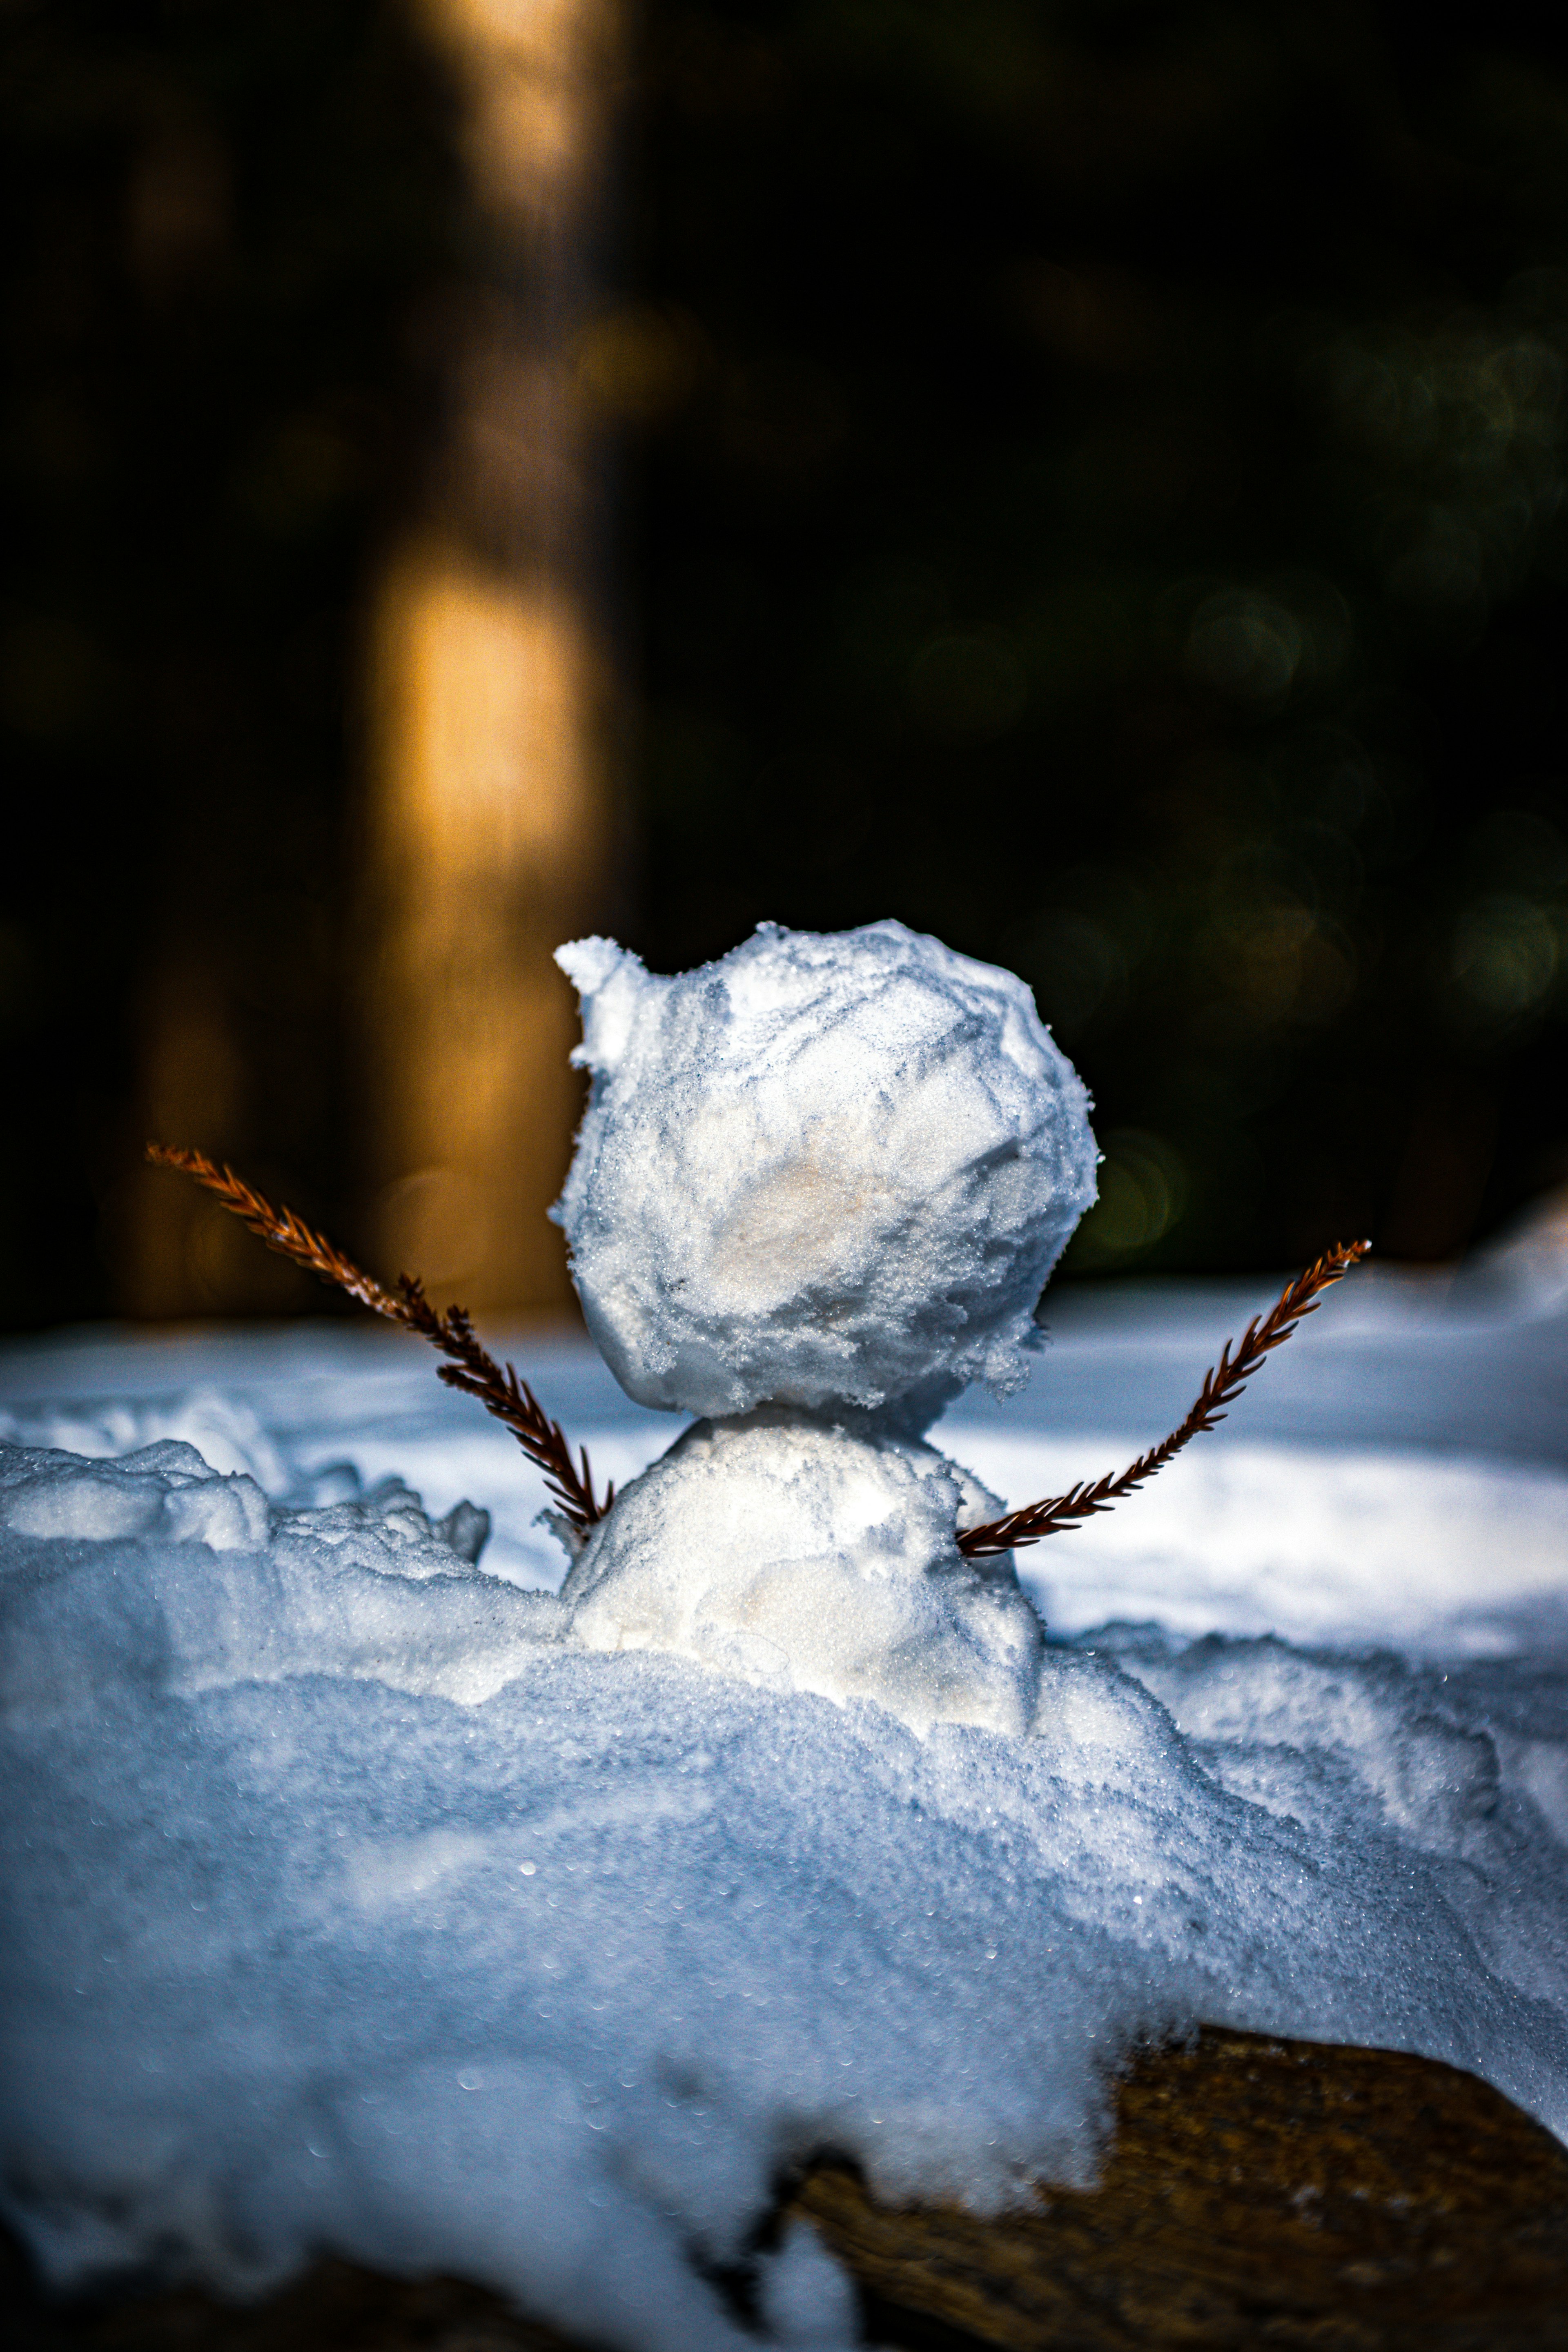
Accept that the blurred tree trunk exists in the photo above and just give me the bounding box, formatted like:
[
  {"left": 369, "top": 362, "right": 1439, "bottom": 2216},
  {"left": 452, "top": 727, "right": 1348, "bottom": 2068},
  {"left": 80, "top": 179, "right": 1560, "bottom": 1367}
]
[
  {"left": 358, "top": 0, "right": 624, "bottom": 1318},
  {"left": 124, "top": 0, "right": 623, "bottom": 1321}
]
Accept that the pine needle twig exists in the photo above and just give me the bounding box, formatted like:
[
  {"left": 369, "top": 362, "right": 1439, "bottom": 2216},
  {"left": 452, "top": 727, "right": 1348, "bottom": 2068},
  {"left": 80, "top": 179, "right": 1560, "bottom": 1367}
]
[
  {"left": 957, "top": 1238, "right": 1371, "bottom": 1558},
  {"left": 145, "top": 1144, "right": 612, "bottom": 1538}
]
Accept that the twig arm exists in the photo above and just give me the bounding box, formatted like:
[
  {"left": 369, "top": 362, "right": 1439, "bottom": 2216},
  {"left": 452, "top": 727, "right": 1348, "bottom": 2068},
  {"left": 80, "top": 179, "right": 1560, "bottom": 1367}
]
[
  {"left": 957, "top": 1238, "right": 1370, "bottom": 1558},
  {"left": 146, "top": 1144, "right": 608, "bottom": 1537},
  {"left": 145, "top": 1143, "right": 408, "bottom": 1322}
]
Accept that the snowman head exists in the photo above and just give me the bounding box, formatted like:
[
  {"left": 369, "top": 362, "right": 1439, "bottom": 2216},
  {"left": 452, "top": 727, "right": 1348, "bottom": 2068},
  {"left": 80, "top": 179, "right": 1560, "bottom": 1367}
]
[{"left": 552, "top": 920, "right": 1098, "bottom": 1426}]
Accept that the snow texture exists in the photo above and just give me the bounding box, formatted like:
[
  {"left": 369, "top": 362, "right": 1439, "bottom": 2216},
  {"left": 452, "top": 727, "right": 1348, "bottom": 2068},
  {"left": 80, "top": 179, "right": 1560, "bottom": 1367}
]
[{"left": 553, "top": 921, "right": 1098, "bottom": 1421}]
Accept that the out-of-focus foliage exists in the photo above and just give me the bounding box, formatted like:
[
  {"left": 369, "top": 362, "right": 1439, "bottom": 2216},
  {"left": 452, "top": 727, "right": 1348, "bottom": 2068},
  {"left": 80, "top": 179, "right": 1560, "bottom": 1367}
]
[
  {"left": 0, "top": 0, "right": 457, "bottom": 1326},
  {"left": 618, "top": 0, "right": 1568, "bottom": 1272}
]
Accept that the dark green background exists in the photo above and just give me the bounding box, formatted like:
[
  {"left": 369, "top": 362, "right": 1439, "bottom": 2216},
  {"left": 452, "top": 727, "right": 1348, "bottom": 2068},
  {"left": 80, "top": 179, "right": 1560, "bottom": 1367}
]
[{"left": 5, "top": 0, "right": 1568, "bottom": 1326}]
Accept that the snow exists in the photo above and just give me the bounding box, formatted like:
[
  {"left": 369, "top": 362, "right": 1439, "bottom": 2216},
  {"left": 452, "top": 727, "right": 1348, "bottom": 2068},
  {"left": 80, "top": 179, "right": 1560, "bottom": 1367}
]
[
  {"left": 3, "top": 1249, "right": 1568, "bottom": 2348},
  {"left": 564, "top": 1410, "right": 1043, "bottom": 1737},
  {"left": 759, "top": 2221, "right": 862, "bottom": 2345},
  {"left": 553, "top": 922, "right": 1098, "bottom": 1421}
]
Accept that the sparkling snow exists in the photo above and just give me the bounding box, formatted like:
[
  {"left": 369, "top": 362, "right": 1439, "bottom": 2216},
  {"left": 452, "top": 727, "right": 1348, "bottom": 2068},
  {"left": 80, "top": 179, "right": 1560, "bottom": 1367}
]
[{"left": 3, "top": 1243, "right": 1567, "bottom": 2349}]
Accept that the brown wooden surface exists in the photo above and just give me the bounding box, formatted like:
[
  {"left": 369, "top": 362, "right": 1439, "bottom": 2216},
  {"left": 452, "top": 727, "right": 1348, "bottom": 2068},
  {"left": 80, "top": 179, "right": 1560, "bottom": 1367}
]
[
  {"left": 8, "top": 2028, "right": 1568, "bottom": 2350},
  {"left": 789, "top": 2027, "right": 1568, "bottom": 2350}
]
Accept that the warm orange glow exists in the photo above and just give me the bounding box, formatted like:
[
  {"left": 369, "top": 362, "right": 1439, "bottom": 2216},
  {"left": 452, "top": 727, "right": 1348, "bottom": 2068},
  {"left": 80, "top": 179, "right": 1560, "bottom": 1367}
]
[
  {"left": 378, "top": 556, "right": 595, "bottom": 878},
  {"left": 363, "top": 543, "right": 609, "bottom": 1311},
  {"left": 356, "top": 0, "right": 622, "bottom": 1319},
  {"left": 414, "top": 0, "right": 620, "bottom": 225}
]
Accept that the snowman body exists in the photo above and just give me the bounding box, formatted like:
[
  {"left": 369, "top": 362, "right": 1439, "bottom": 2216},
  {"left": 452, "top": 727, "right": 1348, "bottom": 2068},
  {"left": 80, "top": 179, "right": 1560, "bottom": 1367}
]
[{"left": 550, "top": 920, "right": 1098, "bottom": 1736}]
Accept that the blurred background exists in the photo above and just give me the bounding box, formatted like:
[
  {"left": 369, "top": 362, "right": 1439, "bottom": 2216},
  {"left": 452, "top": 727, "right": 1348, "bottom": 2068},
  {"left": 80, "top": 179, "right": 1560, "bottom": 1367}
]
[{"left": 4, "top": 0, "right": 1568, "bottom": 1333}]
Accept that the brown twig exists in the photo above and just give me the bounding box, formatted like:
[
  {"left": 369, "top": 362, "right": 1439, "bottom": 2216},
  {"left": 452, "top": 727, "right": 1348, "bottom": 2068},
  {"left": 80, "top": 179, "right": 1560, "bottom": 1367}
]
[
  {"left": 145, "top": 1144, "right": 612, "bottom": 1538},
  {"left": 957, "top": 1238, "right": 1371, "bottom": 1557}
]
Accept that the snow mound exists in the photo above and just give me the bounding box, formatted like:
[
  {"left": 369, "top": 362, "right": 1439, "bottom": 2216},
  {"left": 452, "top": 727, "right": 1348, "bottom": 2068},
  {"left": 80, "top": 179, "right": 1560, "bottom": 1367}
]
[
  {"left": 0, "top": 1388, "right": 290, "bottom": 1492},
  {"left": 0, "top": 1439, "right": 557, "bottom": 1714},
  {"left": 5, "top": 1435, "right": 1568, "bottom": 2351},
  {"left": 564, "top": 1411, "right": 1041, "bottom": 1737},
  {"left": 553, "top": 921, "right": 1097, "bottom": 1421}
]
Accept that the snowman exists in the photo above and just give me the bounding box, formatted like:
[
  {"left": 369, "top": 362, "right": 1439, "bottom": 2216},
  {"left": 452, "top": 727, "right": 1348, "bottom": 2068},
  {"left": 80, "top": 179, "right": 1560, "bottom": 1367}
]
[
  {"left": 544, "top": 919, "right": 1098, "bottom": 1738},
  {"left": 152, "top": 918, "right": 1357, "bottom": 1739}
]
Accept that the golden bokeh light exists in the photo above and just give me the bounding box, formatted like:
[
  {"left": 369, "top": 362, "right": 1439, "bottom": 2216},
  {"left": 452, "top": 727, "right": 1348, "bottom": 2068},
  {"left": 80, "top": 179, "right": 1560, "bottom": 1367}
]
[
  {"left": 362, "top": 543, "right": 610, "bottom": 1311},
  {"left": 358, "top": 0, "right": 624, "bottom": 1317}
]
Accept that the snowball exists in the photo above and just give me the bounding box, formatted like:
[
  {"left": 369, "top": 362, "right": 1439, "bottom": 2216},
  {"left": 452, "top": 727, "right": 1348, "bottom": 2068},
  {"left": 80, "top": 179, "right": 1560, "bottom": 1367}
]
[
  {"left": 553, "top": 921, "right": 1097, "bottom": 1420},
  {"left": 562, "top": 1411, "right": 1042, "bottom": 1738}
]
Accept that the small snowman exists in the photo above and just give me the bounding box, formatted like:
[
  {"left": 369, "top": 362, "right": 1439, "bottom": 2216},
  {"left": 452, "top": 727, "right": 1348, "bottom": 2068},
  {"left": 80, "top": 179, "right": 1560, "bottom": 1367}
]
[
  {"left": 547, "top": 919, "right": 1098, "bottom": 1737},
  {"left": 152, "top": 921, "right": 1359, "bottom": 1736}
]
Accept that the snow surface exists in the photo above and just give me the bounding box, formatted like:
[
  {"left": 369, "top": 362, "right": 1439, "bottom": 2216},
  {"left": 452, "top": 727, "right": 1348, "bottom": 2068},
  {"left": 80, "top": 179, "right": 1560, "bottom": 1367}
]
[
  {"left": 554, "top": 923, "right": 1098, "bottom": 1421},
  {"left": 3, "top": 1214, "right": 1568, "bottom": 2347}
]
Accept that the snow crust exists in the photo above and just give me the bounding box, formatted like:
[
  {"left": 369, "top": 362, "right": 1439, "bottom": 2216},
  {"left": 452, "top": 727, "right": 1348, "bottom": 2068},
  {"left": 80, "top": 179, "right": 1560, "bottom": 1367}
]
[
  {"left": 553, "top": 922, "right": 1098, "bottom": 1421},
  {"left": 4, "top": 1408, "right": 1568, "bottom": 2349}
]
